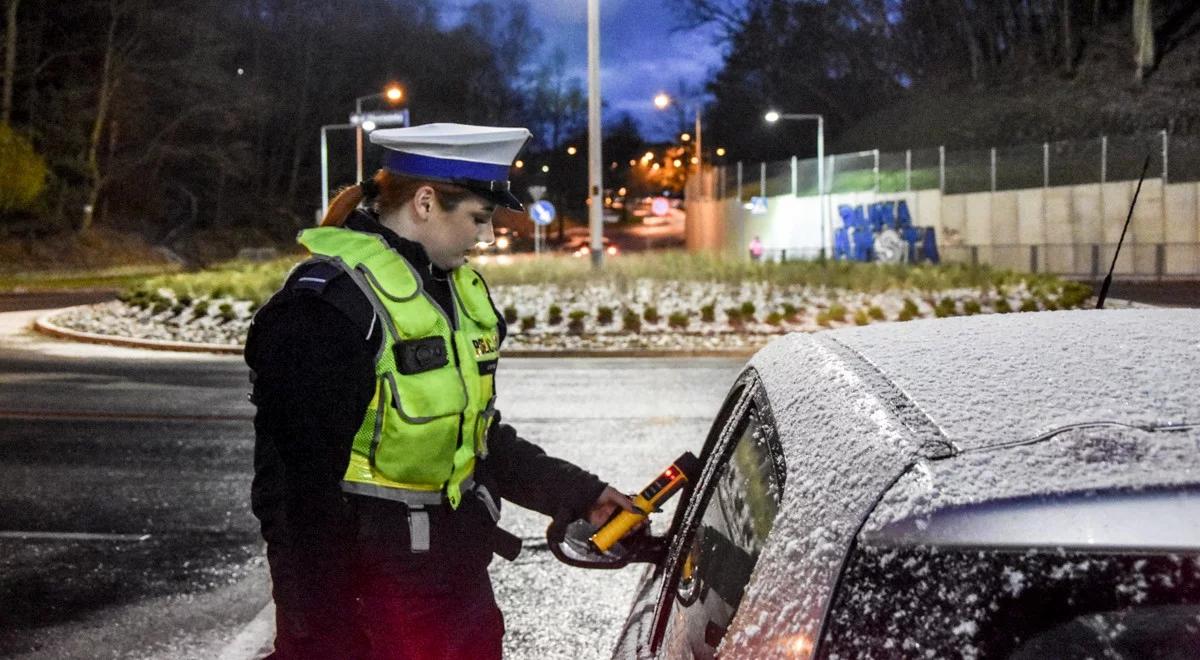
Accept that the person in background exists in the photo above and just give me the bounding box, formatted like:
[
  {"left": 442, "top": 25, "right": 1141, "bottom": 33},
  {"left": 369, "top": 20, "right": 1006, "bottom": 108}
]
[
  {"left": 245, "top": 123, "right": 636, "bottom": 659},
  {"left": 749, "top": 235, "right": 764, "bottom": 261}
]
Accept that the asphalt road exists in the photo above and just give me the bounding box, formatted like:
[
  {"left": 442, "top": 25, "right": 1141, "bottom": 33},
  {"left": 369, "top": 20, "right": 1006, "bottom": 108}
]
[
  {"left": 0, "top": 290, "right": 117, "bottom": 313},
  {"left": 0, "top": 316, "right": 743, "bottom": 659}
]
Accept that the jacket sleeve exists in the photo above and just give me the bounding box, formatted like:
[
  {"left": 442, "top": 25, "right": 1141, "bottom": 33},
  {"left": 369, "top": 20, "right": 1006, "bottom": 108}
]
[
  {"left": 483, "top": 415, "right": 608, "bottom": 521},
  {"left": 247, "top": 292, "right": 376, "bottom": 546}
]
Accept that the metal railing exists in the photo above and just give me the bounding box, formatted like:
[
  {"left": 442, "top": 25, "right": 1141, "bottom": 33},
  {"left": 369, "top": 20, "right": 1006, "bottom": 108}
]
[{"left": 711, "top": 131, "right": 1200, "bottom": 201}]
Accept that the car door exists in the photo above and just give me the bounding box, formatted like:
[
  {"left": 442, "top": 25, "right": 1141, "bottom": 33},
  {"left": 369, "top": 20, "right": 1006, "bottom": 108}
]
[{"left": 649, "top": 370, "right": 786, "bottom": 658}]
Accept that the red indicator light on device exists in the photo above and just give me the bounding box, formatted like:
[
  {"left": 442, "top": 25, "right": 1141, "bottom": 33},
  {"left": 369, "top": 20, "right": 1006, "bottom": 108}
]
[{"left": 663, "top": 466, "right": 677, "bottom": 479}]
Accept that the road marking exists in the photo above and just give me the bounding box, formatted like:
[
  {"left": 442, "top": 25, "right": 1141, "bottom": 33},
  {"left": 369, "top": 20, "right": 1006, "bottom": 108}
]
[
  {"left": 0, "top": 531, "right": 151, "bottom": 542},
  {"left": 0, "top": 408, "right": 253, "bottom": 423},
  {"left": 218, "top": 601, "right": 275, "bottom": 660}
]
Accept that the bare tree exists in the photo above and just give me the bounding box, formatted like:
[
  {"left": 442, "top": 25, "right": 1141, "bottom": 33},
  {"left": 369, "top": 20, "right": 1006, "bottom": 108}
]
[
  {"left": 1, "top": 0, "right": 16, "bottom": 124},
  {"left": 1133, "top": 0, "right": 1155, "bottom": 82},
  {"left": 81, "top": 0, "right": 141, "bottom": 233}
]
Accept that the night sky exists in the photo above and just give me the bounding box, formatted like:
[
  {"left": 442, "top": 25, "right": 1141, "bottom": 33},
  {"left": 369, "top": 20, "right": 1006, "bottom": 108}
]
[{"left": 447, "top": 1, "right": 726, "bottom": 141}]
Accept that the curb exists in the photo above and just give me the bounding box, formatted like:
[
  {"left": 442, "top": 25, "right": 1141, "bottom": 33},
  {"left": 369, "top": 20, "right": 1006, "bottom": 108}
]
[
  {"left": 502, "top": 348, "right": 760, "bottom": 358},
  {"left": 34, "top": 308, "right": 244, "bottom": 355},
  {"left": 32, "top": 308, "right": 761, "bottom": 359}
]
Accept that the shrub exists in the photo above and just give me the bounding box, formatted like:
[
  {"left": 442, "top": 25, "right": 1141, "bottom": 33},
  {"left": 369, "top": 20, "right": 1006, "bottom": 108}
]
[
  {"left": 994, "top": 298, "right": 1012, "bottom": 314},
  {"left": 827, "top": 303, "right": 847, "bottom": 322},
  {"left": 170, "top": 302, "right": 187, "bottom": 317},
  {"left": 934, "top": 297, "right": 957, "bottom": 318},
  {"left": 548, "top": 304, "right": 563, "bottom": 325},
  {"left": 193, "top": 300, "right": 210, "bottom": 317},
  {"left": 868, "top": 305, "right": 885, "bottom": 320},
  {"left": 781, "top": 302, "right": 800, "bottom": 320},
  {"left": 520, "top": 315, "right": 536, "bottom": 332},
  {"left": 963, "top": 299, "right": 982, "bottom": 315},
  {"left": 902, "top": 298, "right": 919, "bottom": 317},
  {"left": 567, "top": 310, "right": 587, "bottom": 335},
  {"left": 1019, "top": 298, "right": 1039, "bottom": 312},
  {"left": 151, "top": 300, "right": 170, "bottom": 315},
  {"left": 622, "top": 308, "right": 641, "bottom": 332},
  {"left": 816, "top": 310, "right": 832, "bottom": 327},
  {"left": 218, "top": 302, "right": 237, "bottom": 323},
  {"left": 668, "top": 312, "right": 690, "bottom": 329},
  {"left": 0, "top": 124, "right": 48, "bottom": 214},
  {"left": 597, "top": 306, "right": 614, "bottom": 325},
  {"left": 503, "top": 306, "right": 518, "bottom": 324},
  {"left": 1058, "top": 282, "right": 1092, "bottom": 309},
  {"left": 854, "top": 308, "right": 870, "bottom": 325},
  {"left": 739, "top": 301, "right": 756, "bottom": 320},
  {"left": 765, "top": 311, "right": 784, "bottom": 326},
  {"left": 896, "top": 307, "right": 916, "bottom": 322},
  {"left": 700, "top": 304, "right": 715, "bottom": 323},
  {"left": 724, "top": 307, "right": 744, "bottom": 326},
  {"left": 642, "top": 305, "right": 659, "bottom": 324}
]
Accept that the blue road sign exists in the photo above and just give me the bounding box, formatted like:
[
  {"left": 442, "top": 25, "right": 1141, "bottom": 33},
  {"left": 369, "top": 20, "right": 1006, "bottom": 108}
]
[
  {"left": 530, "top": 200, "right": 556, "bottom": 226},
  {"left": 750, "top": 196, "right": 768, "bottom": 215}
]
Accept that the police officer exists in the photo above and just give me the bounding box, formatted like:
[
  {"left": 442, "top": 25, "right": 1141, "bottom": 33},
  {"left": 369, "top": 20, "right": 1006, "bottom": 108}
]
[{"left": 246, "top": 123, "right": 635, "bottom": 659}]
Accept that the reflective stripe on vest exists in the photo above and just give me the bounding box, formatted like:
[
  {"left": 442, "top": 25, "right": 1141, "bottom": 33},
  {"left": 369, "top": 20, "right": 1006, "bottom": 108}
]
[{"left": 297, "top": 227, "right": 501, "bottom": 509}]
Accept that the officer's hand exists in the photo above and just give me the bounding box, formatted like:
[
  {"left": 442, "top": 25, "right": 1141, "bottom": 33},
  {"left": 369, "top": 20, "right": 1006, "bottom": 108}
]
[{"left": 586, "top": 486, "right": 640, "bottom": 528}]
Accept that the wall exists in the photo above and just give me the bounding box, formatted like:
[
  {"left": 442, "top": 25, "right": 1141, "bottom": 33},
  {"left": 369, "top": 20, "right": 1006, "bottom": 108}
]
[{"left": 684, "top": 178, "right": 1200, "bottom": 277}]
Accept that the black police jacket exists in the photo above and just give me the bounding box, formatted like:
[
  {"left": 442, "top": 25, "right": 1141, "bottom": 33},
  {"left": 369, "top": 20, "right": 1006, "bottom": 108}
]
[{"left": 245, "top": 209, "right": 608, "bottom": 588}]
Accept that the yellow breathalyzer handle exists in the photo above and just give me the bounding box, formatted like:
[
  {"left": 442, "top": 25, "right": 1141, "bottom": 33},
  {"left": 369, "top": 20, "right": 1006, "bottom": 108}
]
[{"left": 590, "top": 452, "right": 700, "bottom": 553}]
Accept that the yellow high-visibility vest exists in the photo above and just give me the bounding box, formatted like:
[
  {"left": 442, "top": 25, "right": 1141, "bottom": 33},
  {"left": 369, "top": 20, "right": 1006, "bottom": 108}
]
[{"left": 298, "top": 227, "right": 500, "bottom": 509}]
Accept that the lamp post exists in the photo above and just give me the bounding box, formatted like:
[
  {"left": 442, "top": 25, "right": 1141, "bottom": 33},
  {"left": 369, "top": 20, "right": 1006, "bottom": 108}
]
[
  {"left": 587, "top": 0, "right": 603, "bottom": 268},
  {"left": 765, "top": 111, "right": 825, "bottom": 259},
  {"left": 320, "top": 122, "right": 356, "bottom": 213},
  {"left": 355, "top": 84, "right": 405, "bottom": 181}
]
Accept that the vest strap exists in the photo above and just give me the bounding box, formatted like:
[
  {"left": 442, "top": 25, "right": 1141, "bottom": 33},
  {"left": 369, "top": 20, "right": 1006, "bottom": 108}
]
[{"left": 341, "top": 480, "right": 444, "bottom": 506}]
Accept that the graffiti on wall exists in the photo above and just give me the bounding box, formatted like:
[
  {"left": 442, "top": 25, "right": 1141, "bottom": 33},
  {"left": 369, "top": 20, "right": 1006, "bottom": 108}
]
[{"left": 834, "top": 200, "right": 940, "bottom": 264}]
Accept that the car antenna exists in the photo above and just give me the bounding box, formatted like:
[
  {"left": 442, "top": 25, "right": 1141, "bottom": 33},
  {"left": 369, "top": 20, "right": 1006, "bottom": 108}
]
[{"left": 1096, "top": 153, "right": 1152, "bottom": 309}]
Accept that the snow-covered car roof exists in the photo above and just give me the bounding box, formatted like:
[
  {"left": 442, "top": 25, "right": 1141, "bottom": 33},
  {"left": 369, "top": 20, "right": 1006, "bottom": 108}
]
[
  {"left": 719, "top": 309, "right": 1200, "bottom": 658},
  {"left": 828, "top": 308, "right": 1200, "bottom": 451}
]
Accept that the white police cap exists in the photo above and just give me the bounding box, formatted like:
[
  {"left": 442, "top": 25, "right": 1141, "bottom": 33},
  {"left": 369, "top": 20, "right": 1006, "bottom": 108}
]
[{"left": 370, "top": 123, "right": 532, "bottom": 210}]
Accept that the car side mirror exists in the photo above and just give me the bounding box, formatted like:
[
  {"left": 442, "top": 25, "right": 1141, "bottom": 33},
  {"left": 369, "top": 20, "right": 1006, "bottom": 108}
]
[{"left": 546, "top": 517, "right": 667, "bottom": 569}]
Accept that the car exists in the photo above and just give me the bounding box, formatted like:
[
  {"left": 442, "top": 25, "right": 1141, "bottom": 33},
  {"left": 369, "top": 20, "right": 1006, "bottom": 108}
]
[
  {"left": 548, "top": 308, "right": 1200, "bottom": 658},
  {"left": 561, "top": 235, "right": 619, "bottom": 258}
]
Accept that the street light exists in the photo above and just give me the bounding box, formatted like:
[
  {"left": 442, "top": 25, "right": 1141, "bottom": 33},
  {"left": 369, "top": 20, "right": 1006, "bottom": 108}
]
[
  {"left": 765, "top": 110, "right": 826, "bottom": 258},
  {"left": 355, "top": 83, "right": 406, "bottom": 180},
  {"left": 653, "top": 94, "right": 703, "bottom": 177}
]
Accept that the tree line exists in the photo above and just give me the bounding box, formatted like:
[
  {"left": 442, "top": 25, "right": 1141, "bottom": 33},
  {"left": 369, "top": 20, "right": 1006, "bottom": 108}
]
[
  {"left": 675, "top": 0, "right": 1199, "bottom": 162},
  {"left": 0, "top": 0, "right": 640, "bottom": 255}
]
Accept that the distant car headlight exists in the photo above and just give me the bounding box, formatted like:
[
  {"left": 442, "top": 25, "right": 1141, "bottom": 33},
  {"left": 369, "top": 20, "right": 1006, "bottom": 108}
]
[
  {"left": 496, "top": 236, "right": 510, "bottom": 250},
  {"left": 606, "top": 246, "right": 618, "bottom": 256}
]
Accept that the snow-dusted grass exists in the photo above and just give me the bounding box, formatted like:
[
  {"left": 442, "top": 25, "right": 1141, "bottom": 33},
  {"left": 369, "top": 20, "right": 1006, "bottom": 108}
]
[{"left": 57, "top": 252, "right": 1092, "bottom": 350}]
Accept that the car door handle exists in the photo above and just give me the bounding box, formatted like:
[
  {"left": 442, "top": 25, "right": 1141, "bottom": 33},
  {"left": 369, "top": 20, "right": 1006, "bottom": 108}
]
[{"left": 705, "top": 620, "right": 727, "bottom": 647}]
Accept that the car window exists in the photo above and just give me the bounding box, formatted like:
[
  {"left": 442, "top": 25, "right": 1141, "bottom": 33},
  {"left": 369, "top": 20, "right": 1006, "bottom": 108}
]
[{"left": 657, "top": 388, "right": 784, "bottom": 658}]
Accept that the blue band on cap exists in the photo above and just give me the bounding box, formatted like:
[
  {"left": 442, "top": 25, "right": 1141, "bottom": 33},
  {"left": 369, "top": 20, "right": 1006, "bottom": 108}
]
[{"left": 385, "top": 151, "right": 508, "bottom": 183}]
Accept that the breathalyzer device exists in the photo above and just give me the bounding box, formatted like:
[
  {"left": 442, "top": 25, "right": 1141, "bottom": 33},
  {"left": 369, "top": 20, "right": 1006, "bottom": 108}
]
[{"left": 589, "top": 451, "right": 701, "bottom": 553}]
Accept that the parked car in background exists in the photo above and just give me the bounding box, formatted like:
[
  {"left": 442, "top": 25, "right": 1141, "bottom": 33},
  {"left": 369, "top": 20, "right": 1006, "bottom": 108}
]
[
  {"left": 561, "top": 235, "right": 619, "bottom": 258},
  {"left": 552, "top": 309, "right": 1200, "bottom": 659}
]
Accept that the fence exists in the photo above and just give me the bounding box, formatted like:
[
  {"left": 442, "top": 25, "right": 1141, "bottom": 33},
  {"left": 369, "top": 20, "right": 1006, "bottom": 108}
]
[{"left": 711, "top": 131, "right": 1200, "bottom": 202}]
